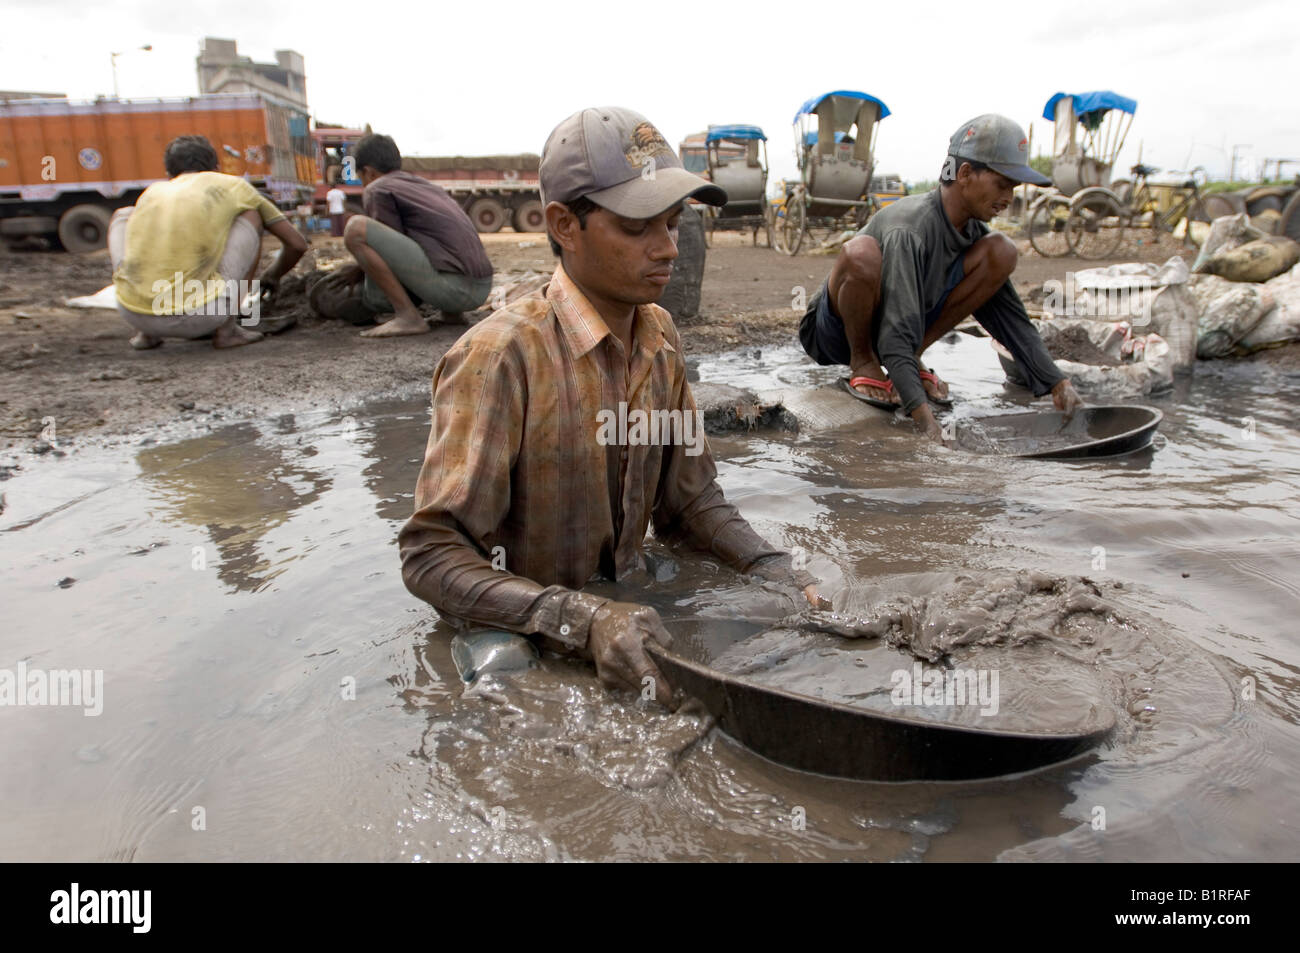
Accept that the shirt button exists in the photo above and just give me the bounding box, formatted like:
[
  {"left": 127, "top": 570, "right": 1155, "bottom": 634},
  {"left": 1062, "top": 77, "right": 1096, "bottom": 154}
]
[{"left": 559, "top": 624, "right": 571, "bottom": 636}]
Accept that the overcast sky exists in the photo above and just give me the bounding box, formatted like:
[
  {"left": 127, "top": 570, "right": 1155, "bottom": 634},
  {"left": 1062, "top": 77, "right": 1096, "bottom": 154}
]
[{"left": 5, "top": 0, "right": 1297, "bottom": 187}]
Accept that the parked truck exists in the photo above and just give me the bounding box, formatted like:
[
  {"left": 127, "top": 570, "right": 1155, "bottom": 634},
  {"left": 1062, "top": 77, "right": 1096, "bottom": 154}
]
[
  {"left": 0, "top": 92, "right": 315, "bottom": 252},
  {"left": 312, "top": 126, "right": 544, "bottom": 233}
]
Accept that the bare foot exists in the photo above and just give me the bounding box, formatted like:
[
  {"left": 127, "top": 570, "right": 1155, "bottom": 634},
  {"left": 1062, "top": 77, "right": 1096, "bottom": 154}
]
[
  {"left": 359, "top": 311, "right": 430, "bottom": 338},
  {"left": 849, "top": 360, "right": 899, "bottom": 404},
  {"left": 130, "top": 332, "right": 163, "bottom": 350},
  {"left": 212, "top": 323, "right": 264, "bottom": 349}
]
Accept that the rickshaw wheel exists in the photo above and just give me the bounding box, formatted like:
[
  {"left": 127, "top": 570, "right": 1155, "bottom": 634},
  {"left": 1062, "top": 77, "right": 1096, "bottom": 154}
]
[
  {"left": 1027, "top": 195, "right": 1072, "bottom": 258},
  {"left": 781, "top": 193, "right": 805, "bottom": 256},
  {"left": 1066, "top": 195, "right": 1125, "bottom": 260}
]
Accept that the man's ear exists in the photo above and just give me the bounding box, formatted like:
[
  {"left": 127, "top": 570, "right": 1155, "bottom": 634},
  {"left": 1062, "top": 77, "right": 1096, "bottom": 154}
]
[{"left": 546, "top": 201, "right": 580, "bottom": 256}]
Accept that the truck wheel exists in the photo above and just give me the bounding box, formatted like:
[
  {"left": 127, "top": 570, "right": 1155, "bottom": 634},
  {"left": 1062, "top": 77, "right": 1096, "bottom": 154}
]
[
  {"left": 511, "top": 199, "right": 545, "bottom": 233},
  {"left": 57, "top": 204, "right": 113, "bottom": 253},
  {"left": 1279, "top": 191, "right": 1300, "bottom": 244},
  {"left": 468, "top": 198, "right": 507, "bottom": 233}
]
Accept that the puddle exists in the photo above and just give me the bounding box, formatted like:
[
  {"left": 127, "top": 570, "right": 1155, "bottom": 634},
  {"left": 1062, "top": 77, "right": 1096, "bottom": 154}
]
[{"left": 2, "top": 333, "right": 1299, "bottom": 861}]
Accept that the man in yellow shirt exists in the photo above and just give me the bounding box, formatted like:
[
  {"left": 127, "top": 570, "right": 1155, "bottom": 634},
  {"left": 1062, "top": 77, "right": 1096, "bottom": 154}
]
[{"left": 110, "top": 135, "right": 308, "bottom": 349}]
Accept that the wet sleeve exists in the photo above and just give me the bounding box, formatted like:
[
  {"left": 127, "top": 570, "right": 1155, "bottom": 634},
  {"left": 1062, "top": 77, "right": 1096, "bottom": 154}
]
[
  {"left": 651, "top": 373, "right": 817, "bottom": 591},
  {"left": 398, "top": 343, "right": 608, "bottom": 650},
  {"left": 973, "top": 281, "right": 1066, "bottom": 397},
  {"left": 873, "top": 230, "right": 930, "bottom": 415}
]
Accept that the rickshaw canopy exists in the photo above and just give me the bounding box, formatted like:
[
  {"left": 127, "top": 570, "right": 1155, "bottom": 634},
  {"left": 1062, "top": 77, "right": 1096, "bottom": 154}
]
[
  {"left": 707, "top": 124, "right": 766, "bottom": 142},
  {"left": 1043, "top": 91, "right": 1137, "bottom": 129},
  {"left": 794, "top": 90, "right": 891, "bottom": 124}
]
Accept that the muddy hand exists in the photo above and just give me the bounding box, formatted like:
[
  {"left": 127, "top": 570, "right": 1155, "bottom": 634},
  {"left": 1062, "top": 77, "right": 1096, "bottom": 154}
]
[
  {"left": 803, "top": 584, "right": 830, "bottom": 610},
  {"left": 911, "top": 403, "right": 947, "bottom": 445},
  {"left": 791, "top": 606, "right": 887, "bottom": 639},
  {"left": 587, "top": 602, "right": 675, "bottom": 706},
  {"left": 1052, "top": 379, "right": 1084, "bottom": 421}
]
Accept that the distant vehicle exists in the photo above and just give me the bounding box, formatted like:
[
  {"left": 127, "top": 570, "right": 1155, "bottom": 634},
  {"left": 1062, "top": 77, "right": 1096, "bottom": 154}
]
[
  {"left": 871, "top": 173, "right": 905, "bottom": 208},
  {"left": 311, "top": 126, "right": 543, "bottom": 233},
  {"left": 700, "top": 124, "right": 773, "bottom": 248},
  {"left": 678, "top": 130, "right": 744, "bottom": 180},
  {"left": 0, "top": 92, "right": 315, "bottom": 252},
  {"left": 777, "top": 89, "right": 890, "bottom": 255}
]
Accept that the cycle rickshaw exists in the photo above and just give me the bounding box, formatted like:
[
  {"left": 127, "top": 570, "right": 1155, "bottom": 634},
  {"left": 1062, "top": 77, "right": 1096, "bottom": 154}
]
[
  {"left": 1026, "top": 90, "right": 1136, "bottom": 257},
  {"left": 776, "top": 90, "right": 889, "bottom": 256},
  {"left": 1026, "top": 90, "right": 1210, "bottom": 259},
  {"left": 700, "top": 124, "right": 774, "bottom": 247}
]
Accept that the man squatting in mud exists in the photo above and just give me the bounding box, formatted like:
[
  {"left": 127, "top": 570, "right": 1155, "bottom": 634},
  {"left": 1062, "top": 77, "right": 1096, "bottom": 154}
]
[
  {"left": 399, "top": 107, "right": 821, "bottom": 703},
  {"left": 111, "top": 135, "right": 307, "bottom": 350},
  {"left": 799, "top": 114, "right": 1084, "bottom": 442}
]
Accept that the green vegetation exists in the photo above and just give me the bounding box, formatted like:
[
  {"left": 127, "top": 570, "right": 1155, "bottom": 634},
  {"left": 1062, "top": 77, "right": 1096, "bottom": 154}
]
[
  {"left": 908, "top": 179, "right": 938, "bottom": 194},
  {"left": 1201, "top": 178, "right": 1299, "bottom": 195},
  {"left": 1030, "top": 155, "right": 1053, "bottom": 177}
]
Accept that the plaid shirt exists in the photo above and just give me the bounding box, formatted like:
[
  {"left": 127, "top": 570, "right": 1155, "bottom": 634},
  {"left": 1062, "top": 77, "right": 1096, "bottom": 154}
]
[{"left": 398, "top": 264, "right": 813, "bottom": 649}]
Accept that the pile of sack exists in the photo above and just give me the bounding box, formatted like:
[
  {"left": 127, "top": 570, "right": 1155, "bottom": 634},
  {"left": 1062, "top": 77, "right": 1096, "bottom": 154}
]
[{"left": 1017, "top": 215, "right": 1300, "bottom": 396}]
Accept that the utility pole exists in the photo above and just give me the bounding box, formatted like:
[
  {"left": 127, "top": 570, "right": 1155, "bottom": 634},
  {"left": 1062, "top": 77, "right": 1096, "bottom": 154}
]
[
  {"left": 110, "top": 44, "right": 153, "bottom": 99},
  {"left": 1230, "top": 144, "right": 1252, "bottom": 183}
]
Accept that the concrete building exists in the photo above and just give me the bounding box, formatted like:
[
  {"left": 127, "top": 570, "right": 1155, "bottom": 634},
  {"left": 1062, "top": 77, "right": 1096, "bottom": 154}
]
[{"left": 196, "top": 37, "right": 307, "bottom": 110}]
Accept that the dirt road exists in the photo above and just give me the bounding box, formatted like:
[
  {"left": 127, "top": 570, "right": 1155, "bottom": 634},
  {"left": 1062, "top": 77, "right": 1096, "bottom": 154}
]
[{"left": 0, "top": 230, "right": 1202, "bottom": 451}]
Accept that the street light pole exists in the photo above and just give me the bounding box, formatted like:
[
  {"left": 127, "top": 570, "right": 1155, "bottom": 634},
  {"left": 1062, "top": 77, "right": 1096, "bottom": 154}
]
[{"left": 110, "top": 44, "right": 153, "bottom": 99}]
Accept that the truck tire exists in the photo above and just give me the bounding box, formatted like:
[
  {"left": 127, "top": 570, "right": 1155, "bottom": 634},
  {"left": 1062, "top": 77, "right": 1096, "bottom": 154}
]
[
  {"left": 1201, "top": 192, "right": 1245, "bottom": 222},
  {"left": 511, "top": 199, "right": 545, "bottom": 233},
  {"left": 468, "top": 197, "right": 507, "bottom": 233},
  {"left": 1279, "top": 191, "right": 1300, "bottom": 244},
  {"left": 58, "top": 204, "right": 113, "bottom": 253},
  {"left": 1245, "top": 187, "right": 1288, "bottom": 216}
]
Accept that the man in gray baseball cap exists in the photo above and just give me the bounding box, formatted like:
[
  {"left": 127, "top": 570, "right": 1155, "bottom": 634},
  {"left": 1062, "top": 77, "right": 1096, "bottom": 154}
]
[
  {"left": 799, "top": 113, "right": 1080, "bottom": 442},
  {"left": 399, "top": 106, "right": 822, "bottom": 710}
]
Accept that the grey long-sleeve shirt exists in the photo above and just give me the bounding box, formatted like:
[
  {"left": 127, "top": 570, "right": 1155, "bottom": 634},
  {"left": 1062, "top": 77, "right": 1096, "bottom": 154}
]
[{"left": 862, "top": 189, "right": 1065, "bottom": 414}]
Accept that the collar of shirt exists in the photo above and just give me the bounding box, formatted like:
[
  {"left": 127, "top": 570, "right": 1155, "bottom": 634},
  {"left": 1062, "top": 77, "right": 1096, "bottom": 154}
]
[{"left": 546, "top": 263, "right": 674, "bottom": 364}]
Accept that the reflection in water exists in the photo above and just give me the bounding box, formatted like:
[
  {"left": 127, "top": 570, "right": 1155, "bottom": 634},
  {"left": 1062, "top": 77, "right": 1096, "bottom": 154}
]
[{"left": 136, "top": 421, "right": 332, "bottom": 593}]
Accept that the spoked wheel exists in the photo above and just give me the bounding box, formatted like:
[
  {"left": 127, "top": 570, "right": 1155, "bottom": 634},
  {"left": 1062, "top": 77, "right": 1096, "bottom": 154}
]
[
  {"left": 1026, "top": 195, "right": 1072, "bottom": 258},
  {"left": 780, "top": 190, "right": 806, "bottom": 256},
  {"left": 1066, "top": 195, "right": 1126, "bottom": 260}
]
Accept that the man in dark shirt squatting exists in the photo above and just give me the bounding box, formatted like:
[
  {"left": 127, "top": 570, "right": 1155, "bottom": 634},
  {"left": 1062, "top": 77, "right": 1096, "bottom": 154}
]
[{"left": 799, "top": 114, "right": 1083, "bottom": 442}]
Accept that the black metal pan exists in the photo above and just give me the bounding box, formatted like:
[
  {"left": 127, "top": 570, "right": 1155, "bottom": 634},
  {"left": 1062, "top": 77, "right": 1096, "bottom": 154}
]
[
  {"left": 647, "top": 637, "right": 1115, "bottom": 783},
  {"left": 957, "top": 405, "right": 1162, "bottom": 459}
]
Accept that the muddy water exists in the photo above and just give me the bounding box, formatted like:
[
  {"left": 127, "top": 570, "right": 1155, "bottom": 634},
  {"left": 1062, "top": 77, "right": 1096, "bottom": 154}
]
[{"left": 2, "top": 332, "right": 1299, "bottom": 861}]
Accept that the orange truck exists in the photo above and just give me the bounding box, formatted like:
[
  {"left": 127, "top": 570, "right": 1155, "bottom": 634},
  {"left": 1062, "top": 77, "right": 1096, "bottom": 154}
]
[{"left": 0, "top": 92, "right": 315, "bottom": 252}]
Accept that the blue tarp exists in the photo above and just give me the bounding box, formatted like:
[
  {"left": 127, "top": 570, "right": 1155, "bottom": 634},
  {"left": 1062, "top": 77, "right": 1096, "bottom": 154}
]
[
  {"left": 1042, "top": 91, "right": 1137, "bottom": 121},
  {"left": 707, "top": 124, "right": 766, "bottom": 142},
  {"left": 802, "top": 130, "right": 851, "bottom": 147},
  {"left": 794, "top": 90, "right": 891, "bottom": 123}
]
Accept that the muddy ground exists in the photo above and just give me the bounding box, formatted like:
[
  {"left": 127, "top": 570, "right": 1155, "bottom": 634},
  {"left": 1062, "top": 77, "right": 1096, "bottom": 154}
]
[{"left": 1, "top": 229, "right": 1291, "bottom": 452}]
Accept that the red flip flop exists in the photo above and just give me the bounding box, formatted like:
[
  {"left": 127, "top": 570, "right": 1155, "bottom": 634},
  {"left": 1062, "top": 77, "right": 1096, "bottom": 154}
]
[
  {"left": 918, "top": 370, "right": 954, "bottom": 408},
  {"left": 841, "top": 376, "right": 900, "bottom": 412}
]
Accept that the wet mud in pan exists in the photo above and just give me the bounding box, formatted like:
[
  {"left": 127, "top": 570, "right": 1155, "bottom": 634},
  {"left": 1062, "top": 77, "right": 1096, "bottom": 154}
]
[{"left": 653, "top": 567, "right": 1211, "bottom": 782}]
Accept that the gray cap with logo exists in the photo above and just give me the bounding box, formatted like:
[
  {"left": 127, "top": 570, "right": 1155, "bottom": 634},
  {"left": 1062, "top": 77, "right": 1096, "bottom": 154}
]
[
  {"left": 948, "top": 114, "right": 1050, "bottom": 186},
  {"left": 540, "top": 106, "right": 727, "bottom": 218}
]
